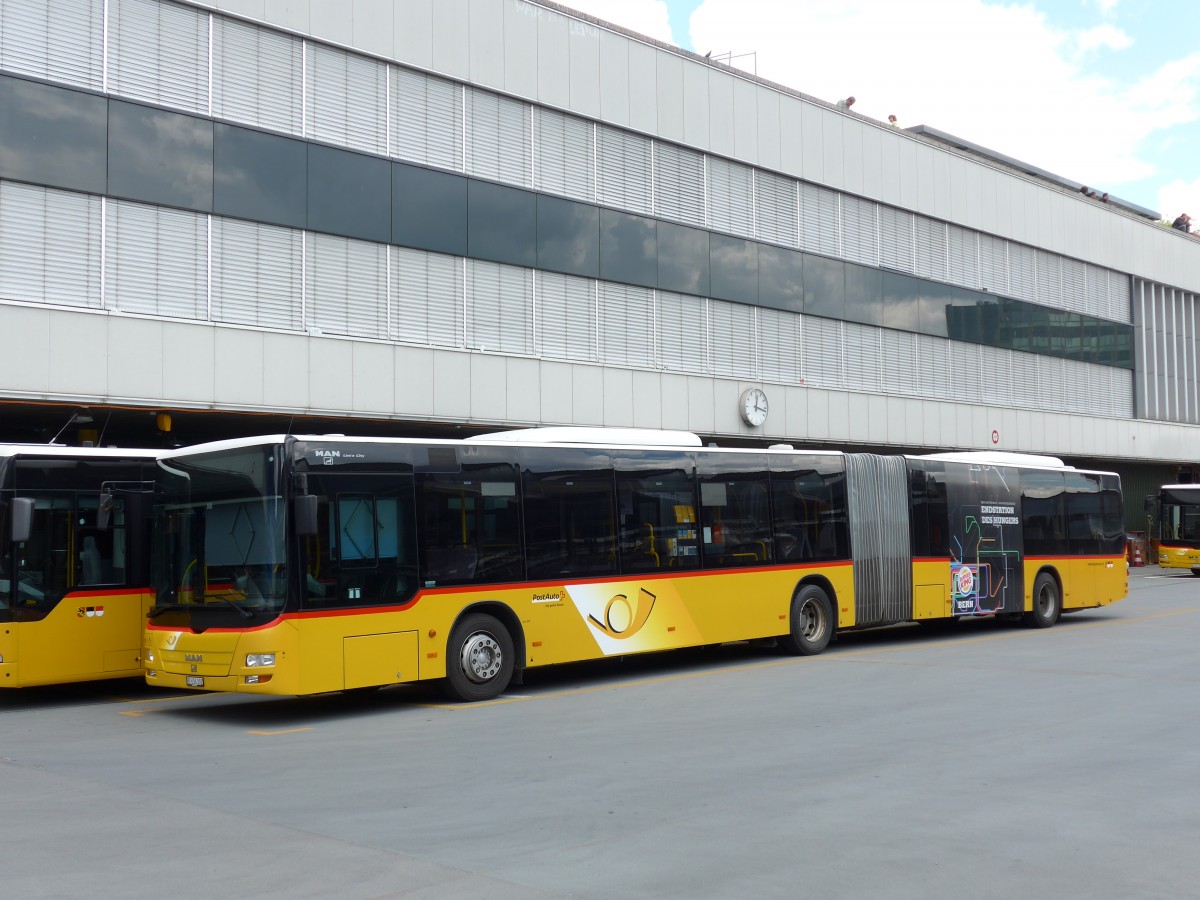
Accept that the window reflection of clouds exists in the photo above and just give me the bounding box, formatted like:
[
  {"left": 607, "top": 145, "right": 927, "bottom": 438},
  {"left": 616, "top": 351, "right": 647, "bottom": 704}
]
[
  {"left": 536, "top": 195, "right": 599, "bottom": 278},
  {"left": 214, "top": 124, "right": 306, "bottom": 228},
  {"left": 710, "top": 234, "right": 757, "bottom": 305},
  {"left": 759, "top": 245, "right": 803, "bottom": 313},
  {"left": 600, "top": 208, "right": 656, "bottom": 288},
  {"left": 658, "top": 221, "right": 709, "bottom": 296},
  {"left": 109, "top": 101, "right": 213, "bottom": 211},
  {"left": 0, "top": 76, "right": 107, "bottom": 193}
]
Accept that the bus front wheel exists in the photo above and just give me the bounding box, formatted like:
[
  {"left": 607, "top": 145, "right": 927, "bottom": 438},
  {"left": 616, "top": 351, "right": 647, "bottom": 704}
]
[
  {"left": 780, "top": 584, "right": 833, "bottom": 656},
  {"left": 1023, "top": 572, "right": 1061, "bottom": 628},
  {"left": 442, "top": 613, "right": 514, "bottom": 702}
]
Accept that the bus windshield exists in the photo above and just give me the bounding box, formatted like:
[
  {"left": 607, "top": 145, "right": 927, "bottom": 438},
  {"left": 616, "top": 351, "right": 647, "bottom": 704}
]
[
  {"left": 153, "top": 445, "right": 288, "bottom": 628},
  {"left": 1160, "top": 487, "right": 1200, "bottom": 546}
]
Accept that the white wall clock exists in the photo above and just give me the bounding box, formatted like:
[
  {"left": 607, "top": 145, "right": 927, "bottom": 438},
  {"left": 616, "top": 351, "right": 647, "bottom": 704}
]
[{"left": 739, "top": 387, "right": 768, "bottom": 426}]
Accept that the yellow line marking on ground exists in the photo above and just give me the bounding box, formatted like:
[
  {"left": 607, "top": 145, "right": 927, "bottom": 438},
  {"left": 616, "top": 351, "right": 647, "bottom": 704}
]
[
  {"left": 111, "top": 693, "right": 204, "bottom": 704},
  {"left": 119, "top": 708, "right": 166, "bottom": 717},
  {"left": 246, "top": 727, "right": 314, "bottom": 736},
  {"left": 424, "top": 607, "right": 1198, "bottom": 709}
]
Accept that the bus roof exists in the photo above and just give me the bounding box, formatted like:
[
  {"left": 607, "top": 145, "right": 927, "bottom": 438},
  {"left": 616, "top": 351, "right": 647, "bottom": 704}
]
[
  {"left": 915, "top": 451, "right": 1067, "bottom": 468},
  {"left": 0, "top": 444, "right": 159, "bottom": 460}
]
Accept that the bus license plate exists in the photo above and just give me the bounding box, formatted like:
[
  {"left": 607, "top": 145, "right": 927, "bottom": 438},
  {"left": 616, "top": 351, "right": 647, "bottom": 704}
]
[{"left": 186, "top": 675, "right": 204, "bottom": 687}]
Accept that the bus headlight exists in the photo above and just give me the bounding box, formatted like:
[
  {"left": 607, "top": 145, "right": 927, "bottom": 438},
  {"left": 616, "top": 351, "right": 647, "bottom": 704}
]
[{"left": 245, "top": 653, "right": 276, "bottom": 667}]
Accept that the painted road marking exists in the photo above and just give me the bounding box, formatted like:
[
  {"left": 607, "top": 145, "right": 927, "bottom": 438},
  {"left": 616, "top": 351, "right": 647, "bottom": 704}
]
[{"left": 246, "top": 727, "right": 314, "bottom": 736}]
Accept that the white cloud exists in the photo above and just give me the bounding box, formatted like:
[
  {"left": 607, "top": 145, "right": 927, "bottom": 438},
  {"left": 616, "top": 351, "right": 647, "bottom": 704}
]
[
  {"left": 556, "top": 0, "right": 674, "bottom": 44},
  {"left": 1158, "top": 177, "right": 1200, "bottom": 223},
  {"left": 678, "top": 0, "right": 1199, "bottom": 193},
  {"left": 1076, "top": 24, "right": 1132, "bottom": 53}
]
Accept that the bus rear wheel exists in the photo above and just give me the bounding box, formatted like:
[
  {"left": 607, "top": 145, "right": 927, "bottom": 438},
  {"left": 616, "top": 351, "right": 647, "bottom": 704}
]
[
  {"left": 780, "top": 584, "right": 833, "bottom": 656},
  {"left": 1023, "top": 572, "right": 1061, "bottom": 628},
  {"left": 442, "top": 613, "right": 514, "bottom": 702}
]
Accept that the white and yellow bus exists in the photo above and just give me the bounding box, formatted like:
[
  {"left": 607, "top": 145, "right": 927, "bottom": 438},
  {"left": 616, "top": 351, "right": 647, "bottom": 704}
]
[
  {"left": 145, "top": 430, "right": 1127, "bottom": 702},
  {"left": 1151, "top": 484, "right": 1200, "bottom": 574},
  {"left": 1, "top": 445, "right": 156, "bottom": 687}
]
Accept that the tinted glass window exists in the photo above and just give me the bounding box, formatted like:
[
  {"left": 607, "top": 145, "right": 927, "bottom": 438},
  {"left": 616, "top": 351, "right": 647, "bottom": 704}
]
[
  {"left": 307, "top": 143, "right": 390, "bottom": 243},
  {"left": 769, "top": 454, "right": 848, "bottom": 561},
  {"left": 758, "top": 244, "right": 803, "bottom": 312},
  {"left": 600, "top": 208, "right": 657, "bottom": 288},
  {"left": 710, "top": 234, "right": 758, "bottom": 304},
  {"left": 214, "top": 124, "right": 307, "bottom": 228},
  {"left": 520, "top": 448, "right": 615, "bottom": 578},
  {"left": 615, "top": 452, "right": 698, "bottom": 573},
  {"left": 844, "top": 262, "right": 883, "bottom": 326},
  {"left": 1021, "top": 469, "right": 1067, "bottom": 557},
  {"left": 917, "top": 279, "right": 954, "bottom": 337},
  {"left": 882, "top": 271, "right": 920, "bottom": 332},
  {"left": 803, "top": 254, "right": 845, "bottom": 320},
  {"left": 1065, "top": 472, "right": 1104, "bottom": 556},
  {"left": 416, "top": 464, "right": 522, "bottom": 585},
  {"left": 468, "top": 179, "right": 536, "bottom": 267},
  {"left": 944, "top": 287, "right": 996, "bottom": 343},
  {"left": 909, "top": 461, "right": 950, "bottom": 558},
  {"left": 392, "top": 162, "right": 467, "bottom": 256},
  {"left": 0, "top": 75, "right": 107, "bottom": 194},
  {"left": 697, "top": 455, "right": 773, "bottom": 568},
  {"left": 536, "top": 194, "right": 599, "bottom": 278},
  {"left": 658, "top": 221, "right": 709, "bottom": 296},
  {"left": 109, "top": 100, "right": 213, "bottom": 211}
]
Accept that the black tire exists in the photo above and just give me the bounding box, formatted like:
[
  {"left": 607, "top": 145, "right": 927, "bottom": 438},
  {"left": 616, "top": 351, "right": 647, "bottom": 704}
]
[
  {"left": 1190, "top": 568, "right": 1200, "bottom": 577},
  {"left": 1023, "top": 571, "right": 1061, "bottom": 628},
  {"left": 442, "top": 613, "right": 514, "bottom": 702},
  {"left": 779, "top": 584, "right": 834, "bottom": 656}
]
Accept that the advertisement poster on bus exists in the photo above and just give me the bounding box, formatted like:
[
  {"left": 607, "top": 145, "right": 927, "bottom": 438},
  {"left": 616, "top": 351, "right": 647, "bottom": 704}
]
[{"left": 945, "top": 463, "right": 1023, "bottom": 616}]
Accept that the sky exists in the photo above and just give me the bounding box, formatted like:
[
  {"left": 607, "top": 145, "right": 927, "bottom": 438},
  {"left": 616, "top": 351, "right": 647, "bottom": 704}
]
[{"left": 560, "top": 0, "right": 1200, "bottom": 221}]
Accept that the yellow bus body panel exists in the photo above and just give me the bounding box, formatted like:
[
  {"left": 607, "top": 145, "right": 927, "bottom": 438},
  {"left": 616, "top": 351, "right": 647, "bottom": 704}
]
[
  {"left": 1, "top": 589, "right": 152, "bottom": 688},
  {"left": 1158, "top": 545, "right": 1200, "bottom": 571},
  {"left": 1024, "top": 557, "right": 1126, "bottom": 612},
  {"left": 146, "top": 562, "right": 854, "bottom": 696}
]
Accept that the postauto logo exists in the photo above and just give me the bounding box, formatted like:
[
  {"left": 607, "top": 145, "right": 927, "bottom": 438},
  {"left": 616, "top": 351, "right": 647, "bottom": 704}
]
[{"left": 586, "top": 588, "right": 657, "bottom": 640}]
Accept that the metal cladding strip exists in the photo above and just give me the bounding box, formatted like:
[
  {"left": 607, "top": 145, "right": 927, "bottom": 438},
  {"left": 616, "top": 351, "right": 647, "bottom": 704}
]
[{"left": 845, "top": 454, "right": 913, "bottom": 627}]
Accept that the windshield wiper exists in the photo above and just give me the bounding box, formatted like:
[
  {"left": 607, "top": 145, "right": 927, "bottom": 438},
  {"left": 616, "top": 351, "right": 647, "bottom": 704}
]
[
  {"left": 148, "top": 603, "right": 186, "bottom": 619},
  {"left": 212, "top": 592, "right": 256, "bottom": 621},
  {"left": 149, "top": 596, "right": 256, "bottom": 621}
]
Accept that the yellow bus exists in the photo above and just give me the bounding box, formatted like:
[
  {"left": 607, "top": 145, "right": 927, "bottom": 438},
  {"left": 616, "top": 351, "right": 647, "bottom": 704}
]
[
  {"left": 1151, "top": 484, "right": 1200, "bottom": 574},
  {"left": 145, "top": 430, "right": 1127, "bottom": 701},
  {"left": 1, "top": 445, "right": 156, "bottom": 687}
]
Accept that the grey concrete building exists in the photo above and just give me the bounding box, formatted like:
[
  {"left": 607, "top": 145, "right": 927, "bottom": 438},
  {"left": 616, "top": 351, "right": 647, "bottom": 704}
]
[{"left": 0, "top": 0, "right": 1197, "bottom": 495}]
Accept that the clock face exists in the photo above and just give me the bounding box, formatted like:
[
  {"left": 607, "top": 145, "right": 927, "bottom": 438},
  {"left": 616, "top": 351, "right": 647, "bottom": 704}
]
[{"left": 740, "top": 388, "right": 768, "bottom": 426}]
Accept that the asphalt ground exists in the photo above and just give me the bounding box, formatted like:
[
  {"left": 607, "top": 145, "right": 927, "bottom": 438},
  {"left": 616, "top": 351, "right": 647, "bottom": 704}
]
[{"left": 2, "top": 565, "right": 1197, "bottom": 899}]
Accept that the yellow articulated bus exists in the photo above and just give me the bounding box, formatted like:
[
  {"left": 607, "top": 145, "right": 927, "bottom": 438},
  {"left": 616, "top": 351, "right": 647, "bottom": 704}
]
[
  {"left": 145, "top": 429, "right": 1127, "bottom": 702},
  {"left": 1150, "top": 484, "right": 1200, "bottom": 574},
  {"left": 1, "top": 445, "right": 156, "bottom": 687}
]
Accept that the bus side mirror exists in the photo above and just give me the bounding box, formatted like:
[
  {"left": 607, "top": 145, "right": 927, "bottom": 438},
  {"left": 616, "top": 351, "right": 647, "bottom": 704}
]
[
  {"left": 11, "top": 497, "right": 34, "bottom": 543},
  {"left": 294, "top": 494, "right": 318, "bottom": 537}
]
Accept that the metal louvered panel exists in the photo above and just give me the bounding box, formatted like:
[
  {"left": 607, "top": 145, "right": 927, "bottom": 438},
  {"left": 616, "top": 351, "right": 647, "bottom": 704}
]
[
  {"left": 913, "top": 216, "right": 946, "bottom": 281},
  {"left": 213, "top": 16, "right": 302, "bottom": 135},
  {"left": 709, "top": 299, "right": 756, "bottom": 378},
  {"left": 210, "top": 218, "right": 302, "bottom": 330},
  {"left": 392, "top": 68, "right": 463, "bottom": 171},
  {"left": 305, "top": 44, "right": 387, "bottom": 156},
  {"left": 880, "top": 329, "right": 916, "bottom": 395},
  {"left": 1085, "top": 264, "right": 1108, "bottom": 319},
  {"left": 0, "top": 182, "right": 102, "bottom": 308},
  {"left": 946, "top": 225, "right": 978, "bottom": 288},
  {"left": 1009, "top": 243, "right": 1037, "bottom": 304},
  {"left": 599, "top": 282, "right": 654, "bottom": 367},
  {"left": 845, "top": 453, "right": 911, "bottom": 627},
  {"left": 596, "top": 125, "right": 652, "bottom": 216},
  {"left": 842, "top": 323, "right": 881, "bottom": 392},
  {"left": 800, "top": 315, "right": 843, "bottom": 389},
  {"left": 1062, "top": 356, "right": 1091, "bottom": 413},
  {"left": 798, "top": 182, "right": 840, "bottom": 258},
  {"left": 978, "top": 233, "right": 1008, "bottom": 295},
  {"left": 536, "top": 271, "right": 595, "bottom": 362},
  {"left": 914, "top": 334, "right": 951, "bottom": 399},
  {"left": 708, "top": 158, "right": 754, "bottom": 238},
  {"left": 534, "top": 109, "right": 593, "bottom": 203},
  {"left": 467, "top": 88, "right": 531, "bottom": 188},
  {"left": 305, "top": 233, "right": 387, "bottom": 338},
  {"left": 467, "top": 259, "right": 533, "bottom": 354},
  {"left": 754, "top": 170, "right": 798, "bottom": 248},
  {"left": 109, "top": 0, "right": 208, "bottom": 114},
  {"left": 0, "top": 0, "right": 104, "bottom": 90},
  {"left": 1106, "top": 270, "right": 1132, "bottom": 323},
  {"left": 105, "top": 200, "right": 207, "bottom": 319},
  {"left": 879, "top": 206, "right": 914, "bottom": 274},
  {"left": 948, "top": 342, "right": 981, "bottom": 404},
  {"left": 1037, "top": 355, "right": 1066, "bottom": 410},
  {"left": 391, "top": 247, "right": 464, "bottom": 347},
  {"left": 979, "top": 346, "right": 1014, "bottom": 406},
  {"left": 1035, "top": 249, "right": 1061, "bottom": 308},
  {"left": 841, "top": 196, "right": 878, "bottom": 266},
  {"left": 653, "top": 143, "right": 705, "bottom": 228},
  {"left": 657, "top": 290, "right": 707, "bottom": 373},
  {"left": 757, "top": 307, "right": 802, "bottom": 383},
  {"left": 1060, "top": 257, "right": 1087, "bottom": 315}
]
